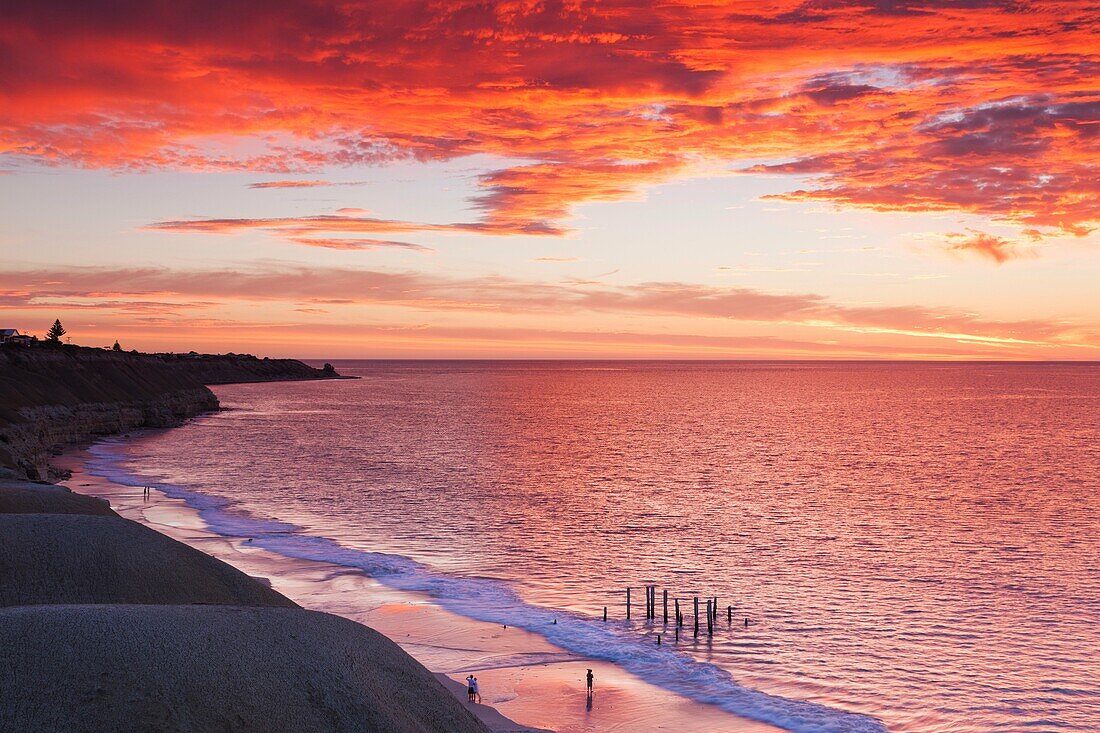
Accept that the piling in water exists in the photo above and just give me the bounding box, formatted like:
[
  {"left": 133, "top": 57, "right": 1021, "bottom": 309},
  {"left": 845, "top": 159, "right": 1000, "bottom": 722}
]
[
  {"left": 603, "top": 606, "right": 607, "bottom": 622},
  {"left": 706, "top": 599, "right": 713, "bottom": 636},
  {"left": 627, "top": 587, "right": 631, "bottom": 620},
  {"left": 663, "top": 589, "right": 668, "bottom": 623},
  {"left": 693, "top": 596, "right": 699, "bottom": 638}
]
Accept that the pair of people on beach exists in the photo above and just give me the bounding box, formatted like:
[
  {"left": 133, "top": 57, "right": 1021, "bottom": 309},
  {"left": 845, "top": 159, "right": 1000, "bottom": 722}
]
[{"left": 465, "top": 675, "right": 481, "bottom": 703}]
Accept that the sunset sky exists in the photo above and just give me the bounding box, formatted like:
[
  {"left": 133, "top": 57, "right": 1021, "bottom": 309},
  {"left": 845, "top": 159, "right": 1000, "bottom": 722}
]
[{"left": 2, "top": 0, "right": 1098, "bottom": 358}]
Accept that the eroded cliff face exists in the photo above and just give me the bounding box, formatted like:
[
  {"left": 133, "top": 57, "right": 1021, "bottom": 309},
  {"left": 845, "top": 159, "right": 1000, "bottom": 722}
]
[
  {"left": 0, "top": 345, "right": 338, "bottom": 481},
  {"left": 2, "top": 390, "right": 218, "bottom": 481}
]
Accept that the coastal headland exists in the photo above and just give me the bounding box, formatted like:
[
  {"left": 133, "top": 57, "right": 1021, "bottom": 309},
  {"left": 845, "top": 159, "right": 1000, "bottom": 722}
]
[
  {"left": 0, "top": 345, "right": 504, "bottom": 733},
  {"left": 0, "top": 343, "right": 343, "bottom": 481}
]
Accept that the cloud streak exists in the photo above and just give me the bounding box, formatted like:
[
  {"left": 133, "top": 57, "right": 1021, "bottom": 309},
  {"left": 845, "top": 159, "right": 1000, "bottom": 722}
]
[
  {"left": 284, "top": 237, "right": 432, "bottom": 252},
  {"left": 2, "top": 265, "right": 1095, "bottom": 353},
  {"left": 247, "top": 180, "right": 365, "bottom": 189}
]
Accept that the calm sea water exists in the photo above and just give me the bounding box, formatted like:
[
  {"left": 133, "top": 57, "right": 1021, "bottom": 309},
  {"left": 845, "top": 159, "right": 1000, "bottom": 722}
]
[{"left": 90, "top": 362, "right": 1100, "bottom": 732}]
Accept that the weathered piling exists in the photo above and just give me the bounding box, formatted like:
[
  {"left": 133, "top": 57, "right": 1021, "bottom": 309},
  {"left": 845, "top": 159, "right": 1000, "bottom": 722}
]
[
  {"left": 727, "top": 605, "right": 732, "bottom": 623},
  {"left": 627, "top": 587, "right": 631, "bottom": 620},
  {"left": 675, "top": 598, "right": 681, "bottom": 627},
  {"left": 693, "top": 596, "right": 699, "bottom": 638},
  {"left": 706, "top": 599, "right": 713, "bottom": 636},
  {"left": 603, "top": 606, "right": 607, "bottom": 622},
  {"left": 663, "top": 589, "right": 668, "bottom": 623}
]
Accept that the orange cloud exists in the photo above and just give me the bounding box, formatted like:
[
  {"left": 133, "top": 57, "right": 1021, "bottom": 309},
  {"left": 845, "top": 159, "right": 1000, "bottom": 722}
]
[{"left": 1, "top": 0, "right": 1095, "bottom": 237}]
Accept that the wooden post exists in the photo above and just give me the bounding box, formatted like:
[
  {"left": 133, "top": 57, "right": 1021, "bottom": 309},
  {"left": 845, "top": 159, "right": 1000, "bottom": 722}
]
[
  {"left": 603, "top": 606, "right": 607, "bottom": 622},
  {"left": 727, "top": 605, "right": 732, "bottom": 623},
  {"left": 675, "top": 598, "right": 681, "bottom": 627},
  {"left": 663, "top": 589, "right": 668, "bottom": 624},
  {"left": 675, "top": 626, "right": 680, "bottom": 642},
  {"left": 627, "top": 587, "right": 631, "bottom": 620},
  {"left": 657, "top": 634, "right": 661, "bottom": 645},
  {"left": 693, "top": 597, "right": 699, "bottom": 638},
  {"left": 706, "top": 599, "right": 713, "bottom": 636},
  {"left": 650, "top": 586, "right": 655, "bottom": 620},
  {"left": 713, "top": 597, "right": 718, "bottom": 627}
]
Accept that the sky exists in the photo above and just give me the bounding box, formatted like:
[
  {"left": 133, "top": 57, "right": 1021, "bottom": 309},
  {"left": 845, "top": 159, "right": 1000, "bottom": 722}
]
[{"left": 1, "top": 0, "right": 1098, "bottom": 359}]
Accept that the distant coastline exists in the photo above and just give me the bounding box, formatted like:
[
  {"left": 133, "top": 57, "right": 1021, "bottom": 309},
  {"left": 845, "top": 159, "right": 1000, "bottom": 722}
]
[{"left": 0, "top": 343, "right": 350, "bottom": 481}]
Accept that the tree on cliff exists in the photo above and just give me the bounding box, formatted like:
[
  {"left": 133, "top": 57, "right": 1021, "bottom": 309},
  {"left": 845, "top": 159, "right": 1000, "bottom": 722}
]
[{"left": 46, "top": 319, "right": 67, "bottom": 343}]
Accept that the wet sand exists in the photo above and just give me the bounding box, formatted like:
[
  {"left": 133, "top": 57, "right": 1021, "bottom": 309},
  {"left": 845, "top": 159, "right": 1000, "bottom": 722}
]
[{"left": 59, "top": 448, "right": 783, "bottom": 733}]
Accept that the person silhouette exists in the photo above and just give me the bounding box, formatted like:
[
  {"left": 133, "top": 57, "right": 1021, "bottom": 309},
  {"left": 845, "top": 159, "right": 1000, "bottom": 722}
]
[{"left": 465, "top": 675, "right": 476, "bottom": 702}]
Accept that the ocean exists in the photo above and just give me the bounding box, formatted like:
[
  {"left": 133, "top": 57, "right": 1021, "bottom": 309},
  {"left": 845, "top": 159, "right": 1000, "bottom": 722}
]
[{"left": 86, "top": 361, "right": 1100, "bottom": 732}]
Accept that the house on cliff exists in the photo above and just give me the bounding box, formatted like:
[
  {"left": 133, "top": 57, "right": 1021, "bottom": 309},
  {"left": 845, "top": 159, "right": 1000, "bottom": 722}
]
[{"left": 1, "top": 329, "right": 33, "bottom": 345}]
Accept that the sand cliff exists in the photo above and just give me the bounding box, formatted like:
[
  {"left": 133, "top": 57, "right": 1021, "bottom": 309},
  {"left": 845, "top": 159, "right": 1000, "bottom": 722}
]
[{"left": 0, "top": 478, "right": 490, "bottom": 733}]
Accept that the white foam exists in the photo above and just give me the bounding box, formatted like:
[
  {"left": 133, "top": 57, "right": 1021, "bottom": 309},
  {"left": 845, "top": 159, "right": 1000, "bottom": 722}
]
[{"left": 86, "top": 439, "right": 886, "bottom": 733}]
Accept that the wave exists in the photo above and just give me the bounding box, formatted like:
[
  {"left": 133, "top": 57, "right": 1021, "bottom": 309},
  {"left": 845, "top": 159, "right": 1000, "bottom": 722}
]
[{"left": 86, "top": 438, "right": 886, "bottom": 733}]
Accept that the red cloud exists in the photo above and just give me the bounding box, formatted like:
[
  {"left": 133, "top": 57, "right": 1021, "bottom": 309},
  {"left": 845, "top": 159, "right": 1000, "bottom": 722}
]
[
  {"left": 943, "top": 230, "right": 1022, "bottom": 264},
  {"left": 1, "top": 1, "right": 1096, "bottom": 236}
]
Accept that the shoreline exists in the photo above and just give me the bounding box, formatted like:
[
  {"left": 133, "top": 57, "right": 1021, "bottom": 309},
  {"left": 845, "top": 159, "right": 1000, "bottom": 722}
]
[{"left": 59, "top": 442, "right": 783, "bottom": 733}]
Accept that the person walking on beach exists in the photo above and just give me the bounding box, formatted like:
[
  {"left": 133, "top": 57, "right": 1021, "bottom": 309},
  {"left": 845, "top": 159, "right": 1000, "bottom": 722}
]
[
  {"left": 465, "top": 675, "right": 476, "bottom": 702},
  {"left": 471, "top": 676, "right": 481, "bottom": 704}
]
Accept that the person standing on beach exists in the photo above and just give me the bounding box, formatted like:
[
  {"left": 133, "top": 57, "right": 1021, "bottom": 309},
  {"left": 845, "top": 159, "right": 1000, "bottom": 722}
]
[
  {"left": 465, "top": 675, "right": 476, "bottom": 702},
  {"left": 471, "top": 676, "right": 481, "bottom": 703},
  {"left": 586, "top": 669, "right": 593, "bottom": 692}
]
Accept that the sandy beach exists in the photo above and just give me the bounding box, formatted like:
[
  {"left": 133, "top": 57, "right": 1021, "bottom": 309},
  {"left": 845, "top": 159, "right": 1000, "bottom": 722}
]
[{"left": 59, "top": 447, "right": 782, "bottom": 733}]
